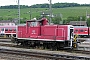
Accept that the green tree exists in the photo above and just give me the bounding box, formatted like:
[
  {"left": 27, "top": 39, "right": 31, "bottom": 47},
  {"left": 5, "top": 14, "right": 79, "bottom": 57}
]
[
  {"left": 52, "top": 16, "right": 61, "bottom": 24},
  {"left": 0, "top": 17, "right": 3, "bottom": 20}
]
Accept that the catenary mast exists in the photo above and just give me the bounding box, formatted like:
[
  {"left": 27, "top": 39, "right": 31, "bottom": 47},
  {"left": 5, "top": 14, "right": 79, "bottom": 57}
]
[
  {"left": 18, "top": 0, "right": 20, "bottom": 24},
  {"left": 48, "top": 0, "right": 52, "bottom": 24}
]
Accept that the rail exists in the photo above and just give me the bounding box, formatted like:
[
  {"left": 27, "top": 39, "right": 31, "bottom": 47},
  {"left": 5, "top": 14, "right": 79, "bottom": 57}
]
[{"left": 0, "top": 46, "right": 90, "bottom": 60}]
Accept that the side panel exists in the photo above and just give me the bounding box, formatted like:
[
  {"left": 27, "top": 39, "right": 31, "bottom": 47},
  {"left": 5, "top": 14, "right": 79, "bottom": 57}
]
[
  {"left": 41, "top": 25, "right": 57, "bottom": 36},
  {"left": 17, "top": 25, "right": 72, "bottom": 41},
  {"left": 18, "top": 26, "right": 26, "bottom": 38},
  {"left": 56, "top": 25, "right": 68, "bottom": 41},
  {"left": 38, "top": 25, "right": 57, "bottom": 40}
]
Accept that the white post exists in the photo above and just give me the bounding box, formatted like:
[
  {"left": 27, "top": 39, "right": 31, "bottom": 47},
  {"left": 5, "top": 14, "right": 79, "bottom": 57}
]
[
  {"left": 70, "top": 33, "right": 73, "bottom": 48},
  {"left": 48, "top": 0, "right": 52, "bottom": 24},
  {"left": 18, "top": 0, "right": 20, "bottom": 24}
]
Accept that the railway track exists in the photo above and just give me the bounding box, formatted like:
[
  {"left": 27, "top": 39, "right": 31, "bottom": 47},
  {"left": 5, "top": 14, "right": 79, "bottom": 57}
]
[
  {"left": 65, "top": 49, "right": 90, "bottom": 54},
  {"left": 0, "top": 37, "right": 11, "bottom": 39},
  {"left": 0, "top": 41, "right": 90, "bottom": 55},
  {"left": 0, "top": 48, "right": 74, "bottom": 60},
  {"left": 0, "top": 39, "right": 17, "bottom": 47},
  {"left": 0, "top": 46, "right": 90, "bottom": 60},
  {"left": 0, "top": 39, "right": 11, "bottom": 42},
  {"left": 0, "top": 39, "right": 90, "bottom": 60},
  {"left": 0, "top": 40, "right": 17, "bottom": 47}
]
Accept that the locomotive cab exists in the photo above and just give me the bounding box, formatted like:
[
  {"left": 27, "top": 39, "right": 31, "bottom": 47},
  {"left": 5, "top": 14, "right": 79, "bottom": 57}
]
[{"left": 26, "top": 18, "right": 48, "bottom": 27}]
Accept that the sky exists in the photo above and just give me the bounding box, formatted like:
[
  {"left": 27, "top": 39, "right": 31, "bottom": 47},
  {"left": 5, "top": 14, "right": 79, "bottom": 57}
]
[{"left": 0, "top": 0, "right": 90, "bottom": 6}]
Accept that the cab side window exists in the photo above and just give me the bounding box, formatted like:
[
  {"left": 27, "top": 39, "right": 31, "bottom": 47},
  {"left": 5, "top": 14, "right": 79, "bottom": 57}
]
[{"left": 1, "top": 28, "right": 4, "bottom": 31}]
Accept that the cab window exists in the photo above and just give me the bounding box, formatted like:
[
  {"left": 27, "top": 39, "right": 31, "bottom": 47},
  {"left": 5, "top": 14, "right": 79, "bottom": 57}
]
[
  {"left": 1, "top": 28, "right": 4, "bottom": 31},
  {"left": 5, "top": 28, "right": 8, "bottom": 31}
]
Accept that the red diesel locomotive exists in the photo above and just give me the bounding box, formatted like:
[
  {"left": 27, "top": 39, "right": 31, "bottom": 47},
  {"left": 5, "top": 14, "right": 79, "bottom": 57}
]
[{"left": 12, "top": 18, "right": 78, "bottom": 49}]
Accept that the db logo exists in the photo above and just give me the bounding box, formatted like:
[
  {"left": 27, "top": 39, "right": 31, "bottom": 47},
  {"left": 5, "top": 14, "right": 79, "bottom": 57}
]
[{"left": 32, "top": 30, "right": 36, "bottom": 34}]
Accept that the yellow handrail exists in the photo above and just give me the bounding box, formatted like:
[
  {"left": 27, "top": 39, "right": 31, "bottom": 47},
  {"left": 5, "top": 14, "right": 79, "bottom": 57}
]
[{"left": 73, "top": 34, "right": 78, "bottom": 48}]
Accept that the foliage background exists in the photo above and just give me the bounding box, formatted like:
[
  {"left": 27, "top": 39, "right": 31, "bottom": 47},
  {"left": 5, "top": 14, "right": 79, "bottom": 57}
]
[{"left": 0, "top": 3, "right": 90, "bottom": 26}]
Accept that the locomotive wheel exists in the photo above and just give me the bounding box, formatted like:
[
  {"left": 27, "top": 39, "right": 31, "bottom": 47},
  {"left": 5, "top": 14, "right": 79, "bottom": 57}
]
[
  {"left": 43, "top": 43, "right": 49, "bottom": 49},
  {"left": 20, "top": 41, "right": 27, "bottom": 46}
]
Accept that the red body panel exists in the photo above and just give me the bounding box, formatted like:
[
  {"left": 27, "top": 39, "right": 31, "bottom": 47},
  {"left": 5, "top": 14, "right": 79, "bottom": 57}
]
[
  {"left": 18, "top": 26, "right": 26, "bottom": 38},
  {"left": 41, "top": 25, "right": 57, "bottom": 36},
  {"left": 17, "top": 25, "right": 69, "bottom": 41},
  {"left": 57, "top": 25, "right": 68, "bottom": 40}
]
